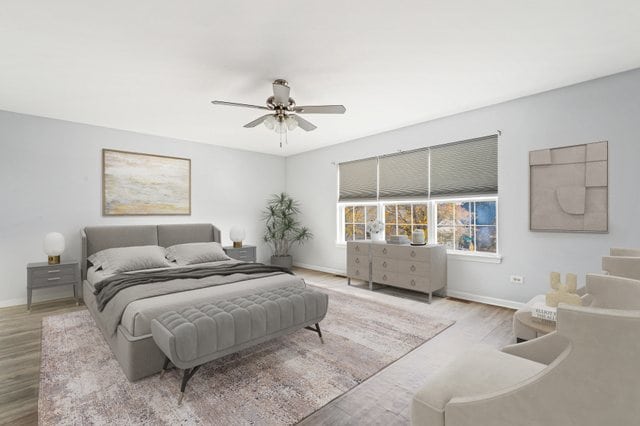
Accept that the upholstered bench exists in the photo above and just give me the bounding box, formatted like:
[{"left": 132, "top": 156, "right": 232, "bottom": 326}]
[{"left": 151, "top": 285, "right": 328, "bottom": 403}]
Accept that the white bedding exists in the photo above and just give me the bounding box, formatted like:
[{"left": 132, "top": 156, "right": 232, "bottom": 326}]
[{"left": 86, "top": 260, "right": 305, "bottom": 337}]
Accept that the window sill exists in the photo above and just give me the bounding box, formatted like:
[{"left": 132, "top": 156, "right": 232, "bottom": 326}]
[{"left": 447, "top": 251, "right": 502, "bottom": 264}]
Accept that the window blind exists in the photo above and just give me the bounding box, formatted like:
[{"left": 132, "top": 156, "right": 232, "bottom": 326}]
[
  {"left": 338, "top": 158, "right": 378, "bottom": 201},
  {"left": 429, "top": 135, "right": 498, "bottom": 197},
  {"left": 378, "top": 148, "right": 429, "bottom": 199}
]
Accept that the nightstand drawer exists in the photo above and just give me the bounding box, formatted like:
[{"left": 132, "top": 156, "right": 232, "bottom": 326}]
[
  {"left": 32, "top": 264, "right": 76, "bottom": 278},
  {"left": 31, "top": 273, "right": 76, "bottom": 288}
]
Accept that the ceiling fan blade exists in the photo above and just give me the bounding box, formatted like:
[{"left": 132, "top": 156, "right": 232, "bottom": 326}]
[
  {"left": 272, "top": 80, "right": 291, "bottom": 105},
  {"left": 292, "top": 114, "right": 317, "bottom": 131},
  {"left": 293, "top": 105, "right": 346, "bottom": 114},
  {"left": 211, "top": 100, "right": 270, "bottom": 110},
  {"left": 243, "top": 114, "right": 273, "bottom": 128}
]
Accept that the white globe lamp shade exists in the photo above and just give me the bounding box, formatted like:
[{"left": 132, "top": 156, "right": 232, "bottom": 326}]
[
  {"left": 230, "top": 226, "right": 246, "bottom": 248},
  {"left": 44, "top": 232, "right": 65, "bottom": 264}
]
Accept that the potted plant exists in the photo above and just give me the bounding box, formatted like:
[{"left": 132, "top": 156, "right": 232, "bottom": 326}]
[{"left": 262, "top": 193, "right": 313, "bottom": 268}]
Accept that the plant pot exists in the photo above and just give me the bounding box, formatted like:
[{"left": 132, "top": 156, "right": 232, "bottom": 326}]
[{"left": 271, "top": 255, "right": 293, "bottom": 269}]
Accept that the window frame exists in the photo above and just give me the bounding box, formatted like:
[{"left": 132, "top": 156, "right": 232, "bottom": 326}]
[{"left": 336, "top": 196, "right": 500, "bottom": 259}]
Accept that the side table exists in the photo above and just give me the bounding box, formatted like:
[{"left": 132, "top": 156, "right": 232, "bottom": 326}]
[
  {"left": 27, "top": 260, "right": 80, "bottom": 311},
  {"left": 223, "top": 245, "right": 257, "bottom": 262},
  {"left": 513, "top": 295, "right": 556, "bottom": 342}
]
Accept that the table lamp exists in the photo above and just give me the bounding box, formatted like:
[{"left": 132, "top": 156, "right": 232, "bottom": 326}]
[
  {"left": 44, "top": 232, "right": 65, "bottom": 264},
  {"left": 230, "top": 226, "right": 246, "bottom": 248}
]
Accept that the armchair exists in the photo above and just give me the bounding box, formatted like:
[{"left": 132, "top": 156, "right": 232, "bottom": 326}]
[
  {"left": 412, "top": 305, "right": 640, "bottom": 426},
  {"left": 602, "top": 252, "right": 640, "bottom": 280}
]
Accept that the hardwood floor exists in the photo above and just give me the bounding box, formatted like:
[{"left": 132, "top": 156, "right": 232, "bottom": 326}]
[{"left": 0, "top": 268, "right": 515, "bottom": 425}]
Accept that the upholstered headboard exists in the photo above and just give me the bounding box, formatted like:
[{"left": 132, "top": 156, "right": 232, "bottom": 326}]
[{"left": 81, "top": 223, "right": 222, "bottom": 280}]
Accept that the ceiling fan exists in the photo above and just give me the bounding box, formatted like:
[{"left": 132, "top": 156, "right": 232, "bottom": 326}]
[{"left": 211, "top": 79, "right": 346, "bottom": 146}]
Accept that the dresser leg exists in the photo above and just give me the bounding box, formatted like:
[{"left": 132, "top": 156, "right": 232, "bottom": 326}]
[
  {"left": 428, "top": 292, "right": 433, "bottom": 304},
  {"left": 369, "top": 280, "right": 373, "bottom": 291},
  {"left": 27, "top": 289, "right": 32, "bottom": 312},
  {"left": 347, "top": 277, "right": 351, "bottom": 286}
]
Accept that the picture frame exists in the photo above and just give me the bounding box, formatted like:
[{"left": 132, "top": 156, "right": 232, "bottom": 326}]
[{"left": 102, "top": 149, "right": 191, "bottom": 216}]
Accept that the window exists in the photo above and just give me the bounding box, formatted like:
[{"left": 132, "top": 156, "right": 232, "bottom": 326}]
[
  {"left": 343, "top": 204, "right": 378, "bottom": 241},
  {"left": 338, "top": 198, "right": 497, "bottom": 254},
  {"left": 383, "top": 202, "right": 428, "bottom": 239},
  {"left": 436, "top": 199, "right": 497, "bottom": 253},
  {"left": 337, "top": 134, "right": 499, "bottom": 256}
]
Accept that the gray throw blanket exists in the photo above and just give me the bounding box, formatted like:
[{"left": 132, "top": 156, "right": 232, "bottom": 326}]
[{"left": 93, "top": 262, "right": 293, "bottom": 312}]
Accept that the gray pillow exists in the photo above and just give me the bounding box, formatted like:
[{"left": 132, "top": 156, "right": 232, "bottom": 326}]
[
  {"left": 165, "top": 242, "right": 230, "bottom": 266},
  {"left": 88, "top": 245, "right": 170, "bottom": 274}
]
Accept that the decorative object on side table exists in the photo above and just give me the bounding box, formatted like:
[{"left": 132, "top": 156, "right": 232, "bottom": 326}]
[
  {"left": 223, "top": 245, "right": 256, "bottom": 262},
  {"left": 366, "top": 219, "right": 384, "bottom": 241},
  {"left": 27, "top": 260, "right": 80, "bottom": 311},
  {"left": 43, "top": 232, "right": 65, "bottom": 264},
  {"left": 545, "top": 272, "right": 581, "bottom": 307},
  {"left": 229, "top": 226, "right": 246, "bottom": 248},
  {"left": 263, "top": 193, "right": 312, "bottom": 269}
]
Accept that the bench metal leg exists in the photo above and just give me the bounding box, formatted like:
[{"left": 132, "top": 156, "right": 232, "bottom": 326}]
[
  {"left": 304, "top": 323, "right": 324, "bottom": 344},
  {"left": 178, "top": 365, "right": 201, "bottom": 405},
  {"left": 159, "top": 356, "right": 171, "bottom": 379}
]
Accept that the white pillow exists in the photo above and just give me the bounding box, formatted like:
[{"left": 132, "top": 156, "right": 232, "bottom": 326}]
[
  {"left": 165, "top": 242, "right": 230, "bottom": 266},
  {"left": 88, "top": 245, "right": 170, "bottom": 274}
]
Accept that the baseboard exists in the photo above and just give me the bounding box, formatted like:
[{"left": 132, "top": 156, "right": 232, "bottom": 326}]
[
  {"left": 0, "top": 297, "right": 25, "bottom": 308},
  {"left": 293, "top": 262, "right": 524, "bottom": 310},
  {"left": 445, "top": 290, "right": 524, "bottom": 310},
  {"left": 292, "top": 262, "right": 346, "bottom": 276}
]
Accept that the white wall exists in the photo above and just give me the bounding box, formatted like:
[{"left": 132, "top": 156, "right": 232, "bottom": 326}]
[
  {"left": 285, "top": 69, "right": 640, "bottom": 307},
  {"left": 0, "top": 111, "right": 285, "bottom": 306}
]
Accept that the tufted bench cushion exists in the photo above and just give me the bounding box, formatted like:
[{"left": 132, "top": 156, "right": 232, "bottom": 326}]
[{"left": 151, "top": 285, "right": 328, "bottom": 370}]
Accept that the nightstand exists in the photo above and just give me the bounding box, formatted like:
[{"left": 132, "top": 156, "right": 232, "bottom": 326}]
[
  {"left": 27, "top": 260, "right": 80, "bottom": 311},
  {"left": 223, "top": 245, "right": 257, "bottom": 262}
]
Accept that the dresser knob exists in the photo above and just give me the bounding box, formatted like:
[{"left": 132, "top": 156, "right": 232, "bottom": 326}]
[
  {"left": 383, "top": 274, "right": 388, "bottom": 281},
  {"left": 382, "top": 261, "right": 387, "bottom": 268},
  {"left": 411, "top": 251, "right": 416, "bottom": 257},
  {"left": 411, "top": 279, "right": 416, "bottom": 287},
  {"left": 355, "top": 246, "right": 360, "bottom": 252},
  {"left": 355, "top": 258, "right": 360, "bottom": 264},
  {"left": 383, "top": 248, "right": 387, "bottom": 254},
  {"left": 410, "top": 265, "right": 416, "bottom": 272}
]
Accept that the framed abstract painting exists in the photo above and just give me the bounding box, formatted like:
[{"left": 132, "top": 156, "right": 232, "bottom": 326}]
[{"left": 102, "top": 149, "right": 191, "bottom": 215}]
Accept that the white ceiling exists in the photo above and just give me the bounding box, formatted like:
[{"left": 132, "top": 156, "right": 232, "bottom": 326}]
[{"left": 1, "top": 1, "right": 639, "bottom": 156}]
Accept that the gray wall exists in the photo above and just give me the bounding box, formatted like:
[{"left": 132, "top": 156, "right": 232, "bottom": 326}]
[
  {"left": 285, "top": 68, "right": 640, "bottom": 307},
  {"left": 0, "top": 111, "right": 285, "bottom": 306}
]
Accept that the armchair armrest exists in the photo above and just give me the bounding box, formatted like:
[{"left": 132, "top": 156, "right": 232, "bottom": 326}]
[
  {"left": 586, "top": 273, "right": 640, "bottom": 309},
  {"left": 502, "top": 332, "right": 569, "bottom": 365},
  {"left": 602, "top": 256, "right": 640, "bottom": 280}
]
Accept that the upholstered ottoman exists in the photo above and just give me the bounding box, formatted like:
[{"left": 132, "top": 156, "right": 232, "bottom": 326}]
[{"left": 151, "top": 285, "right": 328, "bottom": 403}]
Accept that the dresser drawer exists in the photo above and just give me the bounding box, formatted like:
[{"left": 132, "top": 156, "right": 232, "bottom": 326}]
[
  {"left": 347, "top": 264, "right": 368, "bottom": 279},
  {"left": 348, "top": 255, "right": 368, "bottom": 268},
  {"left": 371, "top": 256, "right": 398, "bottom": 272},
  {"left": 372, "top": 270, "right": 397, "bottom": 285},
  {"left": 32, "top": 264, "right": 76, "bottom": 278},
  {"left": 396, "top": 274, "right": 430, "bottom": 292},
  {"left": 347, "top": 242, "right": 369, "bottom": 256},
  {"left": 396, "top": 245, "right": 431, "bottom": 262},
  {"left": 397, "top": 260, "right": 429, "bottom": 276},
  {"left": 370, "top": 244, "right": 403, "bottom": 258}
]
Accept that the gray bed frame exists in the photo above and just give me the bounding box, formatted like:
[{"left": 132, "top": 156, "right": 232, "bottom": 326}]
[{"left": 81, "top": 223, "right": 221, "bottom": 381}]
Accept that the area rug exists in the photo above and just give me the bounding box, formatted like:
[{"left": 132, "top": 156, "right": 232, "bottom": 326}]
[{"left": 39, "top": 286, "right": 453, "bottom": 425}]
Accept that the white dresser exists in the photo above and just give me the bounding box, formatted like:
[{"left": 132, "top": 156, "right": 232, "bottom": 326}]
[{"left": 346, "top": 241, "right": 447, "bottom": 303}]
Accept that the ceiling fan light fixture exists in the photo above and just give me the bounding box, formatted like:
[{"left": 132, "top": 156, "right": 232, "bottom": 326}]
[
  {"left": 285, "top": 115, "right": 298, "bottom": 131},
  {"left": 263, "top": 115, "right": 276, "bottom": 130}
]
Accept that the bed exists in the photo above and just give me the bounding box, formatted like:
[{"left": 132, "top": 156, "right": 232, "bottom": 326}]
[{"left": 81, "top": 223, "right": 306, "bottom": 381}]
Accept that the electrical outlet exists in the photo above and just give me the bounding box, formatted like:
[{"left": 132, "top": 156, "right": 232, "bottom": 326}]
[{"left": 510, "top": 275, "right": 524, "bottom": 284}]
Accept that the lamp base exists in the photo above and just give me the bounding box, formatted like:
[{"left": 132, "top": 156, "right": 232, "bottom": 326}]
[
  {"left": 233, "top": 241, "right": 243, "bottom": 248},
  {"left": 48, "top": 255, "right": 61, "bottom": 265}
]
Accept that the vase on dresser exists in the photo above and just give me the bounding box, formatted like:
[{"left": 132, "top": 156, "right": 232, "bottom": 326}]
[{"left": 371, "top": 232, "right": 384, "bottom": 242}]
